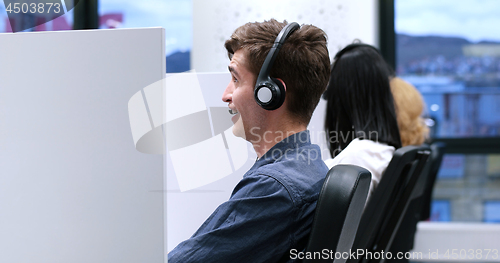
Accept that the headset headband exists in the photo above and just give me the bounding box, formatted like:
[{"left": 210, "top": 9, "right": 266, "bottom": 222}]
[
  {"left": 256, "top": 22, "right": 300, "bottom": 82},
  {"left": 254, "top": 22, "right": 300, "bottom": 110}
]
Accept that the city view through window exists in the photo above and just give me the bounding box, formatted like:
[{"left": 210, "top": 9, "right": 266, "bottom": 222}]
[{"left": 396, "top": 0, "right": 500, "bottom": 223}]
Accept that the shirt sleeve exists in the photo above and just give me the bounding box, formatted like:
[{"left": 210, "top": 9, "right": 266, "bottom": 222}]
[{"left": 168, "top": 174, "right": 297, "bottom": 263}]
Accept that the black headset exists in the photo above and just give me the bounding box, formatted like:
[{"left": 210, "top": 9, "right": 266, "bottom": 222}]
[
  {"left": 254, "top": 22, "right": 300, "bottom": 111},
  {"left": 334, "top": 42, "right": 382, "bottom": 61}
]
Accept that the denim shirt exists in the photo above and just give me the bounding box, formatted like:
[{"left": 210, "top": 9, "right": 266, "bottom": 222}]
[{"left": 168, "top": 130, "right": 328, "bottom": 263}]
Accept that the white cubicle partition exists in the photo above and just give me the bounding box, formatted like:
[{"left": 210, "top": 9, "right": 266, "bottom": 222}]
[{"left": 0, "top": 28, "right": 165, "bottom": 263}]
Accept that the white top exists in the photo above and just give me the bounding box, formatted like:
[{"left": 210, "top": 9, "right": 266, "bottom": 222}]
[{"left": 324, "top": 138, "right": 395, "bottom": 201}]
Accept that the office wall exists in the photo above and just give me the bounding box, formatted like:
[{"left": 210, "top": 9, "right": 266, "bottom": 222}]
[
  {"left": 0, "top": 28, "right": 165, "bottom": 263},
  {"left": 192, "top": 0, "right": 378, "bottom": 72}
]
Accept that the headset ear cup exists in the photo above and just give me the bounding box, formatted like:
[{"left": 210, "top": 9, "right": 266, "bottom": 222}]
[
  {"left": 254, "top": 22, "right": 299, "bottom": 110},
  {"left": 270, "top": 77, "right": 286, "bottom": 109}
]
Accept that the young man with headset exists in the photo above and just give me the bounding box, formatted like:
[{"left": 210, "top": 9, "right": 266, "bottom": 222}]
[{"left": 168, "top": 19, "right": 331, "bottom": 262}]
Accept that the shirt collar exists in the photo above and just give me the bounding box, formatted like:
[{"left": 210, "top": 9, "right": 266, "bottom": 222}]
[{"left": 250, "top": 130, "right": 312, "bottom": 168}]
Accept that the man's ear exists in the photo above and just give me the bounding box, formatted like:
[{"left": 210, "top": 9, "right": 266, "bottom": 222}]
[{"left": 275, "top": 78, "right": 286, "bottom": 91}]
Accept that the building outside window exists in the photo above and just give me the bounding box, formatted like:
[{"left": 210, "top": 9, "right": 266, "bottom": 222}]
[{"left": 396, "top": 0, "right": 500, "bottom": 223}]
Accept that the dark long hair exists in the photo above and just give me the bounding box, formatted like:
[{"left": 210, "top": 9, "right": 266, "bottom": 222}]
[{"left": 324, "top": 43, "right": 402, "bottom": 158}]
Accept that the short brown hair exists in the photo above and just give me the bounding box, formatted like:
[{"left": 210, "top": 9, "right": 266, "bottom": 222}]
[
  {"left": 224, "top": 19, "right": 330, "bottom": 124},
  {"left": 390, "top": 77, "right": 429, "bottom": 146}
]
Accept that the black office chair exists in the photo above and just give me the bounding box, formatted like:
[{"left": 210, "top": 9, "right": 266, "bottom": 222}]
[
  {"left": 420, "top": 142, "right": 446, "bottom": 220},
  {"left": 347, "top": 145, "right": 431, "bottom": 263},
  {"left": 304, "top": 165, "right": 371, "bottom": 263},
  {"left": 387, "top": 142, "right": 446, "bottom": 263}
]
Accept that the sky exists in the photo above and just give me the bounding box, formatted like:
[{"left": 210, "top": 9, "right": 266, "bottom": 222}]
[{"left": 396, "top": 0, "right": 500, "bottom": 43}]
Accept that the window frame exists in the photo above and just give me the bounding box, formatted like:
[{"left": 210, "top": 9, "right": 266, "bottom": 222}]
[{"left": 73, "top": 0, "right": 98, "bottom": 30}]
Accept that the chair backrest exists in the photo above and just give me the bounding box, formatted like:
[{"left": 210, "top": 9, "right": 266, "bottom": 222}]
[
  {"left": 420, "top": 142, "right": 446, "bottom": 220},
  {"left": 386, "top": 142, "right": 446, "bottom": 262},
  {"left": 304, "top": 164, "right": 371, "bottom": 263},
  {"left": 347, "top": 145, "right": 431, "bottom": 263}
]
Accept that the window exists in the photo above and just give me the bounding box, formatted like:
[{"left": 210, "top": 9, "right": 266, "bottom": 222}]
[
  {"left": 430, "top": 200, "right": 451, "bottom": 222},
  {"left": 392, "top": 0, "right": 500, "bottom": 222},
  {"left": 395, "top": 0, "right": 500, "bottom": 139},
  {"left": 484, "top": 201, "right": 500, "bottom": 223},
  {"left": 99, "top": 0, "right": 192, "bottom": 73},
  {"left": 432, "top": 154, "right": 500, "bottom": 222}
]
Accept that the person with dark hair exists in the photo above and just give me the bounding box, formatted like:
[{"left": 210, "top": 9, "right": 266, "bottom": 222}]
[
  {"left": 323, "top": 43, "right": 402, "bottom": 199},
  {"left": 168, "top": 19, "right": 331, "bottom": 263}
]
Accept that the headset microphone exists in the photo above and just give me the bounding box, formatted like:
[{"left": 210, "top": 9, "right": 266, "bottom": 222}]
[{"left": 254, "top": 22, "right": 300, "bottom": 110}]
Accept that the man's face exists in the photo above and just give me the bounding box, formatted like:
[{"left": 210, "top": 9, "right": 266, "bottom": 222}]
[{"left": 222, "top": 49, "right": 265, "bottom": 142}]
